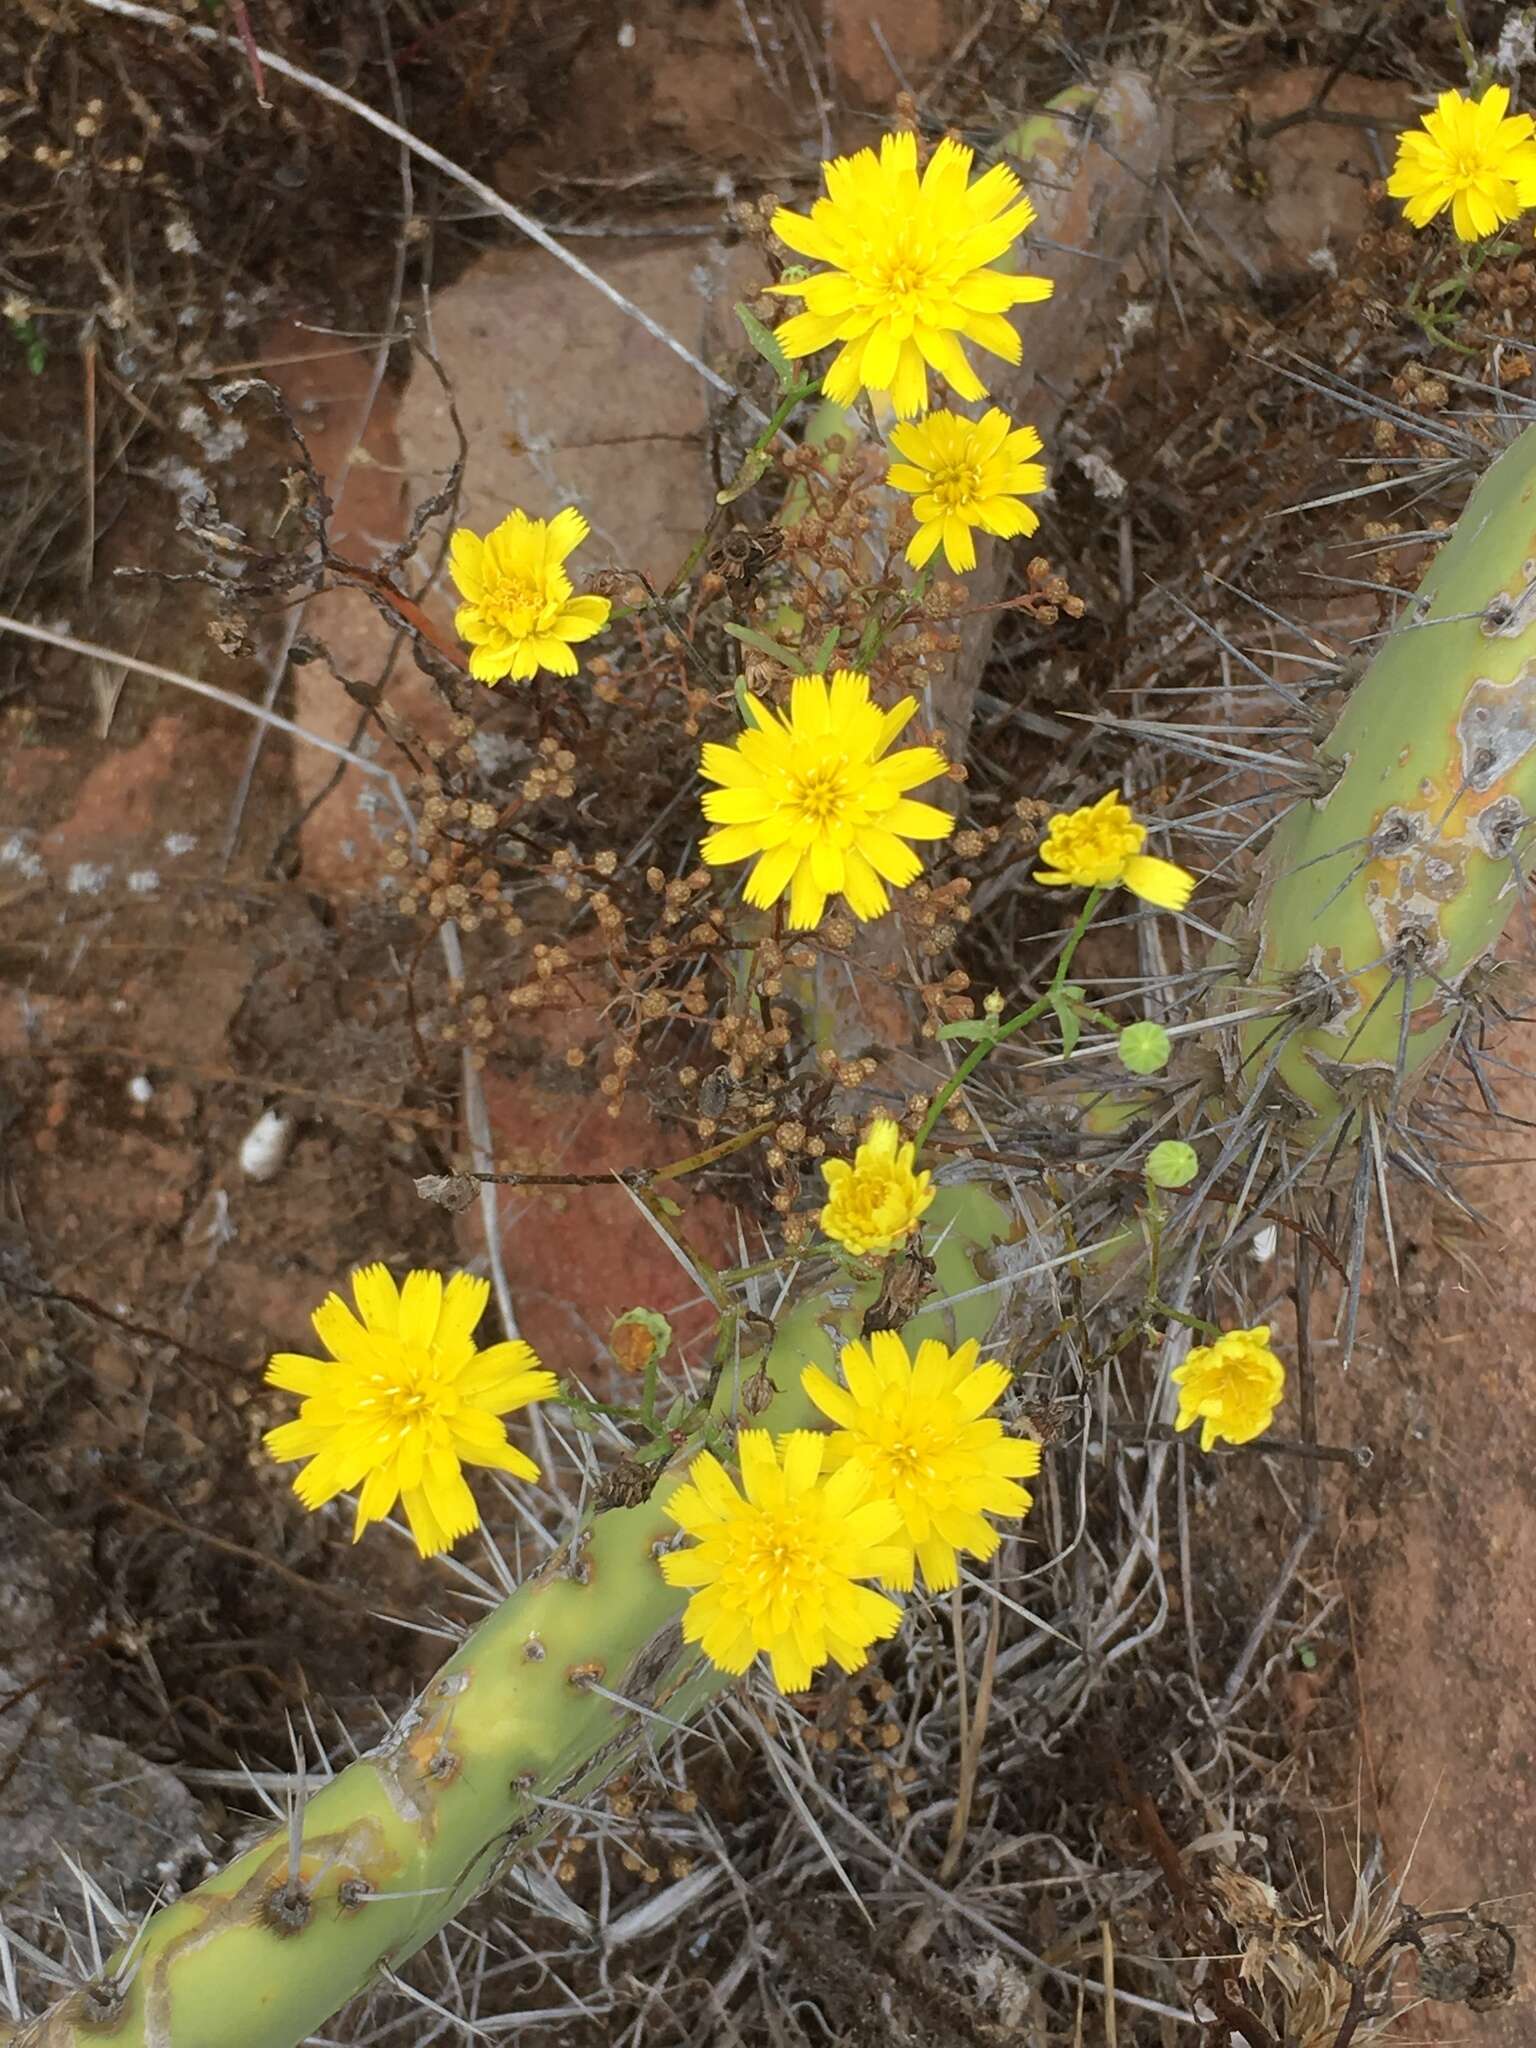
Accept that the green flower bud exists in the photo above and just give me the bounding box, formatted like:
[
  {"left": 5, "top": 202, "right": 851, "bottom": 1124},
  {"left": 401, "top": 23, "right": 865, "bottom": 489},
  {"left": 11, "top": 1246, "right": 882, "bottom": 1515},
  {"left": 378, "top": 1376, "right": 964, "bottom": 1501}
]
[
  {"left": 1145, "top": 1140, "right": 1198, "bottom": 1190},
  {"left": 1118, "top": 1020, "right": 1171, "bottom": 1075}
]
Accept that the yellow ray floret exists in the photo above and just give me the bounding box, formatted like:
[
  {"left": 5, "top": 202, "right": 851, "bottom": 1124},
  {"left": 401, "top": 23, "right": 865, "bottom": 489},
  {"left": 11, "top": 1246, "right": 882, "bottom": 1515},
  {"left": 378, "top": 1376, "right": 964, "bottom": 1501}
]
[
  {"left": 1171, "top": 1325, "right": 1285, "bottom": 1453},
  {"left": 1387, "top": 84, "right": 1536, "bottom": 243},
  {"left": 1033, "top": 790, "right": 1195, "bottom": 912},
  {"left": 698, "top": 669, "right": 954, "bottom": 929},
  {"left": 658, "top": 1430, "right": 907, "bottom": 1693},
  {"left": 768, "top": 132, "right": 1053, "bottom": 418},
  {"left": 449, "top": 506, "right": 611, "bottom": 685},
  {"left": 801, "top": 1331, "right": 1041, "bottom": 1594},
  {"left": 887, "top": 407, "right": 1047, "bottom": 573},
  {"left": 263, "top": 1264, "right": 557, "bottom": 1558},
  {"left": 820, "top": 1114, "right": 934, "bottom": 1257}
]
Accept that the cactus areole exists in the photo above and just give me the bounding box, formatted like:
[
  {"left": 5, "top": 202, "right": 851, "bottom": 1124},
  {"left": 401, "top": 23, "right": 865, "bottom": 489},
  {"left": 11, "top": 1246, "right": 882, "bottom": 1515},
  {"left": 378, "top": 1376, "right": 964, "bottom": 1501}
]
[
  {"left": 1237, "top": 421, "right": 1536, "bottom": 1147},
  {"left": 8, "top": 1187, "right": 1019, "bottom": 2048}
]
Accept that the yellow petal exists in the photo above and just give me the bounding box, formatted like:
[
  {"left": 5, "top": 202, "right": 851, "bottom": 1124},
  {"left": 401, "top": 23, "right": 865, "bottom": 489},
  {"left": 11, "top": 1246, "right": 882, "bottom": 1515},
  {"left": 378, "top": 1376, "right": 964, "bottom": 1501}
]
[{"left": 398, "top": 1268, "right": 444, "bottom": 1349}]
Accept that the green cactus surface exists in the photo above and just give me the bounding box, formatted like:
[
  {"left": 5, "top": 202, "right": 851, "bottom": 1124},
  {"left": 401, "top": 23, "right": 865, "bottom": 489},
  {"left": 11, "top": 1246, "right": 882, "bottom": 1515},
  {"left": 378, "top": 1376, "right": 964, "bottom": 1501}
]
[
  {"left": 10, "top": 1184, "right": 1019, "bottom": 2048},
  {"left": 1238, "top": 420, "right": 1536, "bottom": 1145}
]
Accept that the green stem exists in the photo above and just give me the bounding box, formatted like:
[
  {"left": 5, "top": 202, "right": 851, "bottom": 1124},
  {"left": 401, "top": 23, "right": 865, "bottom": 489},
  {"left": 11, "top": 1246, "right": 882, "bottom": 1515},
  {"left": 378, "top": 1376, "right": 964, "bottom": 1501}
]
[
  {"left": 1150, "top": 1299, "right": 1221, "bottom": 1341},
  {"left": 649, "top": 380, "right": 816, "bottom": 602},
  {"left": 915, "top": 889, "right": 1103, "bottom": 1154},
  {"left": 855, "top": 562, "right": 933, "bottom": 668},
  {"left": 1444, "top": 0, "right": 1480, "bottom": 88}
]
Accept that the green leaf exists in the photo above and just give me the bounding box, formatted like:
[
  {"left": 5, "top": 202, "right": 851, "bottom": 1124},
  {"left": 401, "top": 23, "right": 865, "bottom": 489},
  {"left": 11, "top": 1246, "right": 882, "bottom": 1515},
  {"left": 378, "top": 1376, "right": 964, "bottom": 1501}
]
[
  {"left": 1049, "top": 990, "right": 1082, "bottom": 1058},
  {"left": 724, "top": 621, "right": 799, "bottom": 667},
  {"left": 716, "top": 446, "right": 771, "bottom": 505},
  {"left": 812, "top": 625, "right": 840, "bottom": 671},
  {"left": 937, "top": 1018, "right": 1000, "bottom": 1044},
  {"left": 734, "top": 301, "right": 794, "bottom": 390}
]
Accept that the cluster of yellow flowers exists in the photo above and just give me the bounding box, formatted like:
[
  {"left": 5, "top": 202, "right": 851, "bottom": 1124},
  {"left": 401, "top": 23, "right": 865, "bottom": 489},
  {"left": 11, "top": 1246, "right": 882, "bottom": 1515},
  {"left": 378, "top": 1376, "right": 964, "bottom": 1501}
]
[
  {"left": 260, "top": 1257, "right": 1286, "bottom": 1691},
  {"left": 263, "top": 133, "right": 1274, "bottom": 1694},
  {"left": 438, "top": 131, "right": 1199, "bottom": 938},
  {"left": 1389, "top": 83, "right": 1536, "bottom": 244},
  {"left": 659, "top": 1331, "right": 1042, "bottom": 1692}
]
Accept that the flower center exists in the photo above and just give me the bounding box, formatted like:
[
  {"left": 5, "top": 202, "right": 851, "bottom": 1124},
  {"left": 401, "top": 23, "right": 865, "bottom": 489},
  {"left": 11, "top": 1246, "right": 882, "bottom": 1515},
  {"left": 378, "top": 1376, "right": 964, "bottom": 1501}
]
[
  {"left": 790, "top": 758, "right": 851, "bottom": 827},
  {"left": 844, "top": 1168, "right": 906, "bottom": 1225},
  {"left": 878, "top": 257, "right": 927, "bottom": 298},
  {"left": 483, "top": 571, "right": 554, "bottom": 639},
  {"left": 1062, "top": 816, "right": 1141, "bottom": 867},
  {"left": 745, "top": 1512, "right": 821, "bottom": 1600},
  {"left": 874, "top": 1406, "right": 948, "bottom": 1483},
  {"left": 928, "top": 459, "right": 985, "bottom": 512},
  {"left": 367, "top": 1349, "right": 460, "bottom": 1434}
]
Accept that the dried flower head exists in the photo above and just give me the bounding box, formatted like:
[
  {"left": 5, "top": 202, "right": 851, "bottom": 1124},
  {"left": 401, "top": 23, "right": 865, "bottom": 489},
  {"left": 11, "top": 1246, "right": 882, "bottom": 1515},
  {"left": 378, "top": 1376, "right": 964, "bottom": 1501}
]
[
  {"left": 659, "top": 1430, "right": 905, "bottom": 1692},
  {"left": 699, "top": 670, "right": 954, "bottom": 928},
  {"left": 802, "top": 1332, "right": 1041, "bottom": 1592},
  {"left": 1387, "top": 85, "right": 1536, "bottom": 243},
  {"left": 449, "top": 508, "right": 611, "bottom": 684},
  {"left": 1172, "top": 1325, "right": 1285, "bottom": 1451},
  {"left": 263, "top": 1266, "right": 556, "bottom": 1557},
  {"left": 1034, "top": 791, "right": 1195, "bottom": 911},
  {"left": 820, "top": 1115, "right": 934, "bottom": 1257},
  {"left": 768, "top": 133, "right": 1052, "bottom": 417},
  {"left": 887, "top": 407, "right": 1047, "bottom": 572}
]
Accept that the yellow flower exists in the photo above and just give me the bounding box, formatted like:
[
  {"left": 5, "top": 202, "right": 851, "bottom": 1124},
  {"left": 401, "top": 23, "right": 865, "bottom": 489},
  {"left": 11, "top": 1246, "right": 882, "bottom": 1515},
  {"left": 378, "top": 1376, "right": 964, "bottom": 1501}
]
[
  {"left": 699, "top": 669, "right": 954, "bottom": 928},
  {"left": 1034, "top": 791, "right": 1195, "bottom": 911},
  {"left": 449, "top": 507, "right": 611, "bottom": 685},
  {"left": 887, "top": 408, "right": 1047, "bottom": 573},
  {"left": 820, "top": 1115, "right": 934, "bottom": 1257},
  {"left": 801, "top": 1332, "right": 1041, "bottom": 1593},
  {"left": 1387, "top": 84, "right": 1536, "bottom": 242},
  {"left": 263, "top": 1265, "right": 557, "bottom": 1558},
  {"left": 1171, "top": 1325, "right": 1285, "bottom": 1453},
  {"left": 659, "top": 1430, "right": 906, "bottom": 1693},
  {"left": 768, "top": 132, "right": 1053, "bottom": 418}
]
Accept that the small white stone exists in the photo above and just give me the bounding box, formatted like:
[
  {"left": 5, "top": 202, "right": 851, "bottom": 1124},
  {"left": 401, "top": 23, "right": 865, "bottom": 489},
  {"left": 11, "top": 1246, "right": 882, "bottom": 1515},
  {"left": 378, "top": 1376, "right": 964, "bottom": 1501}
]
[
  {"left": 1075, "top": 450, "right": 1127, "bottom": 502},
  {"left": 1252, "top": 1224, "right": 1278, "bottom": 1265},
  {"left": 128, "top": 1075, "right": 155, "bottom": 1105},
  {"left": 0, "top": 835, "right": 44, "bottom": 880},
  {"left": 163, "top": 832, "right": 197, "bottom": 857},
  {"left": 127, "top": 869, "right": 160, "bottom": 894},
  {"left": 617, "top": 19, "right": 636, "bottom": 46},
  {"left": 239, "top": 1109, "right": 295, "bottom": 1182},
  {"left": 66, "top": 861, "right": 111, "bottom": 896}
]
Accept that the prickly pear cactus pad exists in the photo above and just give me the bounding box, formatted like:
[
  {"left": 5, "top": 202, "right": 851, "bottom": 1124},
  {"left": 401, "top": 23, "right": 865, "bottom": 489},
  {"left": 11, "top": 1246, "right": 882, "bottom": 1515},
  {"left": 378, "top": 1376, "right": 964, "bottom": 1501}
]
[{"left": 1234, "top": 421, "right": 1536, "bottom": 1150}]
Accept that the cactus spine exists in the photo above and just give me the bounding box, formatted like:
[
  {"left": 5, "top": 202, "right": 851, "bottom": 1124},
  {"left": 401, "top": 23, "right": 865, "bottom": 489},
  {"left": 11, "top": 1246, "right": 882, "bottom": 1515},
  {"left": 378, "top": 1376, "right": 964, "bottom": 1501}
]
[
  {"left": 1236, "top": 421, "right": 1536, "bottom": 1146},
  {"left": 9, "top": 1185, "right": 1016, "bottom": 2048}
]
